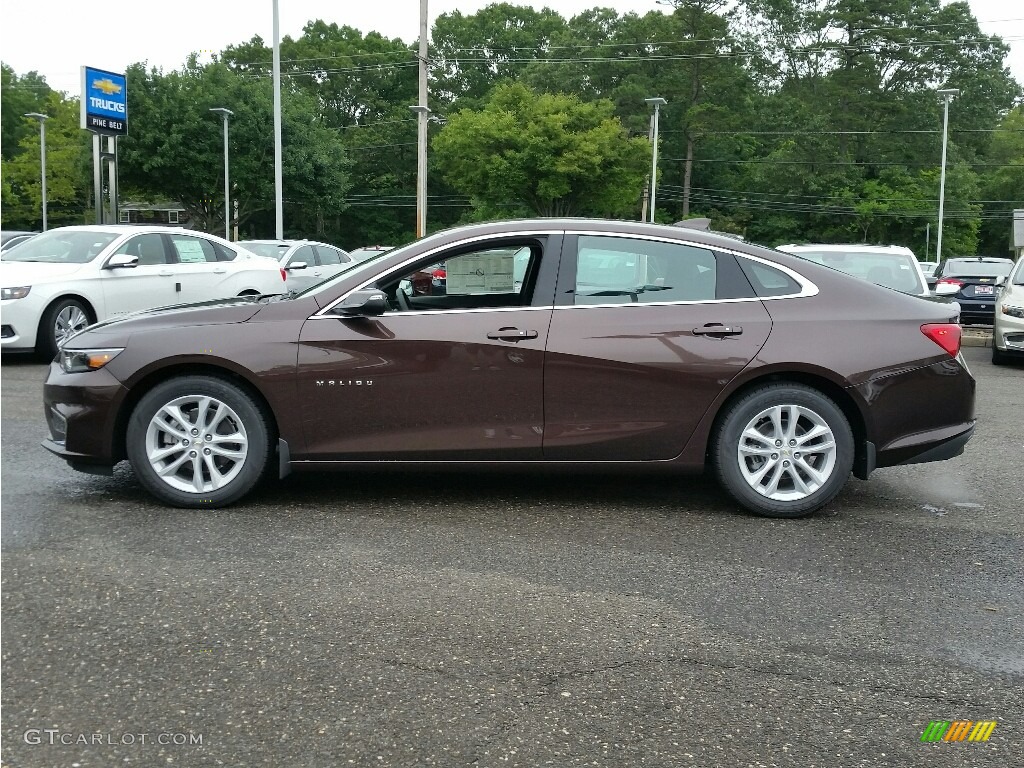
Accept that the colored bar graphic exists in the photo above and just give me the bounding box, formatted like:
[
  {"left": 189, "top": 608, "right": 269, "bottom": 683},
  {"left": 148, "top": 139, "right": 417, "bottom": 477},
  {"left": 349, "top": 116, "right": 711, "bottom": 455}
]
[
  {"left": 968, "top": 721, "right": 998, "bottom": 742},
  {"left": 921, "top": 721, "right": 950, "bottom": 742},
  {"left": 920, "top": 720, "right": 997, "bottom": 742},
  {"left": 944, "top": 721, "right": 972, "bottom": 741}
]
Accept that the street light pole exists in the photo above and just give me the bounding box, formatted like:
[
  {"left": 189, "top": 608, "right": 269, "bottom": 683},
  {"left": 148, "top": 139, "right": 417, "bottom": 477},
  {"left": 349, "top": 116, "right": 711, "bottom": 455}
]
[
  {"left": 210, "top": 108, "right": 233, "bottom": 240},
  {"left": 644, "top": 98, "right": 667, "bottom": 224},
  {"left": 936, "top": 88, "right": 959, "bottom": 264},
  {"left": 25, "top": 112, "right": 49, "bottom": 231}
]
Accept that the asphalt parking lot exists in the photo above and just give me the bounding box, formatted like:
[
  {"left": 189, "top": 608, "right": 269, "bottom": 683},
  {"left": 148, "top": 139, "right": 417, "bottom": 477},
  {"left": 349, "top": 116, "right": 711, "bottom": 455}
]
[{"left": 1, "top": 348, "right": 1021, "bottom": 767}]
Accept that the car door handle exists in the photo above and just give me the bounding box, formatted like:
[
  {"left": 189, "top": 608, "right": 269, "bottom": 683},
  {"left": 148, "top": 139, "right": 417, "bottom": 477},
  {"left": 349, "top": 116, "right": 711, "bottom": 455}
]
[
  {"left": 213, "top": 267, "right": 227, "bottom": 274},
  {"left": 692, "top": 324, "right": 743, "bottom": 336},
  {"left": 159, "top": 270, "right": 173, "bottom": 277},
  {"left": 487, "top": 328, "right": 538, "bottom": 341}
]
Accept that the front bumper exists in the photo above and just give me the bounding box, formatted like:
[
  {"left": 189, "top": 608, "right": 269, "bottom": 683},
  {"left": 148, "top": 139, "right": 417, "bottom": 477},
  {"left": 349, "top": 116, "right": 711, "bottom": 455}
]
[
  {"left": 41, "top": 361, "right": 128, "bottom": 469},
  {"left": 0, "top": 295, "right": 44, "bottom": 350},
  {"left": 994, "top": 306, "right": 1024, "bottom": 354}
]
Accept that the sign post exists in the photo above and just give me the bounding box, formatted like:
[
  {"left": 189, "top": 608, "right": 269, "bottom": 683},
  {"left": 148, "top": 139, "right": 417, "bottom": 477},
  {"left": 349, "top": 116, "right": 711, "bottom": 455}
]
[{"left": 81, "top": 66, "right": 127, "bottom": 224}]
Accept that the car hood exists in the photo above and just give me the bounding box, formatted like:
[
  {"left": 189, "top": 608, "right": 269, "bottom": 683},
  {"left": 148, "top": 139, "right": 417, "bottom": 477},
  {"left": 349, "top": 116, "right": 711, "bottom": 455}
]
[
  {"left": 0, "top": 261, "right": 87, "bottom": 285},
  {"left": 65, "top": 296, "right": 267, "bottom": 346}
]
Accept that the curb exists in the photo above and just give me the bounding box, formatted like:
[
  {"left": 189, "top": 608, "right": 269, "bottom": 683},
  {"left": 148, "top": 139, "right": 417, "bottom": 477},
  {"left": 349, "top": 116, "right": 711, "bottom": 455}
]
[{"left": 961, "top": 327, "right": 992, "bottom": 348}]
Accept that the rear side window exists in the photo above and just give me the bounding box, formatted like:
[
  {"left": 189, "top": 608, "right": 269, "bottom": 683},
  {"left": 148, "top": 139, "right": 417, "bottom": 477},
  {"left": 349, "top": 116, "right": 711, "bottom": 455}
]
[
  {"left": 574, "top": 236, "right": 718, "bottom": 304},
  {"left": 169, "top": 235, "right": 218, "bottom": 263},
  {"left": 738, "top": 258, "right": 802, "bottom": 297},
  {"left": 212, "top": 241, "right": 237, "bottom": 262}
]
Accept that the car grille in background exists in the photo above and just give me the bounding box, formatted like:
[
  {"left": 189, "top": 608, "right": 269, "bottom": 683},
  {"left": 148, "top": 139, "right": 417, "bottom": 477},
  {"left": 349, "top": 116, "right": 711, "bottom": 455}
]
[
  {"left": 46, "top": 406, "right": 67, "bottom": 444},
  {"left": 1, "top": 325, "right": 14, "bottom": 338}
]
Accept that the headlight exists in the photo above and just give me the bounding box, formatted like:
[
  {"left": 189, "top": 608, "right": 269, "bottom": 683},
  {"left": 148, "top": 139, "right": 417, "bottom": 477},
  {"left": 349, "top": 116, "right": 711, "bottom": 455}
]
[
  {"left": 1001, "top": 305, "right": 1024, "bottom": 319},
  {"left": 1, "top": 286, "right": 31, "bottom": 300},
  {"left": 59, "top": 348, "right": 124, "bottom": 373}
]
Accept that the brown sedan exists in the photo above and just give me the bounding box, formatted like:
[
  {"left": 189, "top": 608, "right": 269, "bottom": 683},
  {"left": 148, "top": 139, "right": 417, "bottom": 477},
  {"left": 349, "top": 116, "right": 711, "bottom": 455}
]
[{"left": 42, "top": 219, "right": 975, "bottom": 518}]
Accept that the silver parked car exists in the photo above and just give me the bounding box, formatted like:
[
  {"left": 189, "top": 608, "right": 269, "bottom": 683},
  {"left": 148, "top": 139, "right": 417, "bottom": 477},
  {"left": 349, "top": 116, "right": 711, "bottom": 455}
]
[{"left": 239, "top": 239, "right": 354, "bottom": 292}]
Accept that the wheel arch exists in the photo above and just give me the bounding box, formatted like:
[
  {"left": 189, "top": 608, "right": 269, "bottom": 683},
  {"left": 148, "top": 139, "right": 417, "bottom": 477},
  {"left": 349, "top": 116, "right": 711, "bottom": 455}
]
[
  {"left": 112, "top": 363, "right": 280, "bottom": 462},
  {"left": 38, "top": 293, "right": 98, "bottom": 329},
  {"left": 704, "top": 370, "right": 868, "bottom": 468}
]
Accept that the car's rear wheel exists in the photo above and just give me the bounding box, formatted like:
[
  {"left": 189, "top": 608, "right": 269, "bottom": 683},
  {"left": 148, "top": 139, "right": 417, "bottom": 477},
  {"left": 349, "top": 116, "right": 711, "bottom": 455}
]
[
  {"left": 712, "top": 384, "right": 854, "bottom": 518},
  {"left": 38, "top": 298, "right": 92, "bottom": 359},
  {"left": 126, "top": 376, "right": 272, "bottom": 508}
]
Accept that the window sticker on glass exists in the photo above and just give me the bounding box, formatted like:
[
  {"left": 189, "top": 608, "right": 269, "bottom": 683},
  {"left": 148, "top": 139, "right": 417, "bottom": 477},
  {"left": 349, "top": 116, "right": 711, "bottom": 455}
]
[
  {"left": 445, "top": 252, "right": 515, "bottom": 294},
  {"left": 174, "top": 239, "right": 208, "bottom": 263}
]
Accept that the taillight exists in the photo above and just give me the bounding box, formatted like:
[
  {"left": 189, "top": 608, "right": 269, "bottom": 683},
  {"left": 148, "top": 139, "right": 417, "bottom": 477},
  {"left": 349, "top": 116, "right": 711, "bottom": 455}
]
[
  {"left": 936, "top": 278, "right": 963, "bottom": 288},
  {"left": 921, "top": 323, "right": 962, "bottom": 356},
  {"left": 280, "top": 267, "right": 287, "bottom": 282}
]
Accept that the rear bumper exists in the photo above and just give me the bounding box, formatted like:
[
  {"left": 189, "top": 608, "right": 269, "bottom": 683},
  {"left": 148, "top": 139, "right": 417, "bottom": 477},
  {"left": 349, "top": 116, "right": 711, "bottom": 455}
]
[{"left": 891, "top": 422, "right": 975, "bottom": 467}]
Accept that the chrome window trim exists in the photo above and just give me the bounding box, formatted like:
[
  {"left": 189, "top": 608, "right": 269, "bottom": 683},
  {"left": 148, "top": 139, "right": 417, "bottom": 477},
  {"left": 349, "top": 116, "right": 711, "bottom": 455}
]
[
  {"left": 309, "top": 305, "right": 556, "bottom": 320},
  {"left": 314, "top": 230, "right": 562, "bottom": 318},
  {"left": 312, "top": 228, "right": 818, "bottom": 320}
]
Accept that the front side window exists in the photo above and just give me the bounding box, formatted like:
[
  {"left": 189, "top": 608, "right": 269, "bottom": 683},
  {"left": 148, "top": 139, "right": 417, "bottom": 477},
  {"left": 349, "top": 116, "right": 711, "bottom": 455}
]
[
  {"left": 380, "top": 243, "right": 541, "bottom": 312},
  {"left": 288, "top": 245, "right": 316, "bottom": 267},
  {"left": 315, "top": 245, "right": 348, "bottom": 265},
  {"left": 169, "top": 235, "right": 217, "bottom": 264},
  {"left": 574, "top": 236, "right": 717, "bottom": 304},
  {"left": 114, "top": 234, "right": 168, "bottom": 265}
]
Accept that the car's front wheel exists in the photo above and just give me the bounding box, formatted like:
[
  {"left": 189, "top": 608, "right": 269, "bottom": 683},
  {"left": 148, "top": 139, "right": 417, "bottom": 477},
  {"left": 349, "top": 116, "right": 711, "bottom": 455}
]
[
  {"left": 39, "top": 298, "right": 92, "bottom": 359},
  {"left": 126, "top": 376, "right": 272, "bottom": 508},
  {"left": 712, "top": 383, "right": 854, "bottom": 518}
]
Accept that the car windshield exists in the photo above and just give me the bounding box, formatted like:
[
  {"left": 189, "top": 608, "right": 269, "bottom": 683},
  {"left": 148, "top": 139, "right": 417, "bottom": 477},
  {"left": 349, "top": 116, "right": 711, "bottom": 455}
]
[
  {"left": 240, "top": 242, "right": 290, "bottom": 260},
  {"left": 1, "top": 230, "right": 119, "bottom": 263},
  {"left": 788, "top": 250, "right": 924, "bottom": 294},
  {"left": 943, "top": 260, "right": 1014, "bottom": 278}
]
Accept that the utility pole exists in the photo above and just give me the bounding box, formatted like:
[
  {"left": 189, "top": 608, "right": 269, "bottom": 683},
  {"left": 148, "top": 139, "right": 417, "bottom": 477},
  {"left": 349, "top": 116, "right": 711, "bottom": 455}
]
[
  {"left": 210, "top": 107, "right": 233, "bottom": 240},
  {"left": 936, "top": 88, "right": 960, "bottom": 264},
  {"left": 272, "top": 0, "right": 284, "bottom": 238},
  {"left": 411, "top": 0, "right": 429, "bottom": 239}
]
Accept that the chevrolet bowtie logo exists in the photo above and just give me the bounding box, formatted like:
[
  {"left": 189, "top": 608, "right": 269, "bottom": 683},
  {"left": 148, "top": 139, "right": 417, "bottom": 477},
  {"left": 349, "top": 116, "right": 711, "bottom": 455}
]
[{"left": 93, "top": 78, "right": 122, "bottom": 95}]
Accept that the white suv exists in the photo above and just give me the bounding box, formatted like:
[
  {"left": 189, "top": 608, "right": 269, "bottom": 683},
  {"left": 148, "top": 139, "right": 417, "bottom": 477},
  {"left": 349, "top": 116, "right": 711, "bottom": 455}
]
[
  {"left": 775, "top": 243, "right": 931, "bottom": 297},
  {"left": 1, "top": 225, "right": 285, "bottom": 357}
]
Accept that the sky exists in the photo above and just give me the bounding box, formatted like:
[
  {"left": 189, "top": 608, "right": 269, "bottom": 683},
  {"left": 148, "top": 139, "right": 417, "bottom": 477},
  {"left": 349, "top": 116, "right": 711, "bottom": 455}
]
[{"left": 1, "top": 0, "right": 1021, "bottom": 95}]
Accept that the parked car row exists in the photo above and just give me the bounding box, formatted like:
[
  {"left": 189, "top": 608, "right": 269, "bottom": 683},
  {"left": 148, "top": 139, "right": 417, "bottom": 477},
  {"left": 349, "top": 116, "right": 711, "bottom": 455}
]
[{"left": 1, "top": 226, "right": 287, "bottom": 357}]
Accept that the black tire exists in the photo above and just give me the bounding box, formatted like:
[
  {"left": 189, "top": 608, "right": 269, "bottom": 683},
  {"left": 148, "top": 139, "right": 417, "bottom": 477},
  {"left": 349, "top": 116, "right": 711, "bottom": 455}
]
[
  {"left": 712, "top": 383, "right": 854, "bottom": 519},
  {"left": 991, "top": 346, "right": 1008, "bottom": 366},
  {"left": 126, "top": 376, "right": 272, "bottom": 508},
  {"left": 38, "top": 298, "right": 92, "bottom": 360}
]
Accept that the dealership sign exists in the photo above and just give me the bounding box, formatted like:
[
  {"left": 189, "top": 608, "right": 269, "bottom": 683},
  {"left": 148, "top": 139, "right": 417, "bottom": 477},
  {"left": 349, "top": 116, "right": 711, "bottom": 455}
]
[{"left": 80, "top": 66, "right": 127, "bottom": 135}]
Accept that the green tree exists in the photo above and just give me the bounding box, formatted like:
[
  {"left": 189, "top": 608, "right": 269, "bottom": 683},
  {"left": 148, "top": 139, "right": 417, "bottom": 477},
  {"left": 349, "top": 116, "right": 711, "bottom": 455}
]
[
  {"left": 1, "top": 89, "right": 92, "bottom": 230},
  {"left": 117, "top": 60, "right": 351, "bottom": 239},
  {"left": 433, "top": 82, "right": 649, "bottom": 217},
  {"left": 977, "top": 106, "right": 1024, "bottom": 256}
]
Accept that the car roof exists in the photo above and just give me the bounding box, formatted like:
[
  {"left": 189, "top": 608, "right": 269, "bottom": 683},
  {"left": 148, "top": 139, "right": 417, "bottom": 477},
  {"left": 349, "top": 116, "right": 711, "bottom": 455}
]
[
  {"left": 40, "top": 224, "right": 229, "bottom": 236},
  {"left": 946, "top": 256, "right": 1014, "bottom": 263},
  {"left": 777, "top": 243, "right": 916, "bottom": 255}
]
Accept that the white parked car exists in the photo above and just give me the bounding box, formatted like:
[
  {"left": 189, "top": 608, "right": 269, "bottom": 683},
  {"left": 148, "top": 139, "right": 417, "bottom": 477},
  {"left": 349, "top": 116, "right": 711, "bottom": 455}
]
[
  {"left": 238, "top": 239, "right": 354, "bottom": 292},
  {"left": 775, "top": 243, "right": 931, "bottom": 297},
  {"left": 1, "top": 225, "right": 286, "bottom": 357},
  {"left": 993, "top": 257, "right": 1024, "bottom": 365}
]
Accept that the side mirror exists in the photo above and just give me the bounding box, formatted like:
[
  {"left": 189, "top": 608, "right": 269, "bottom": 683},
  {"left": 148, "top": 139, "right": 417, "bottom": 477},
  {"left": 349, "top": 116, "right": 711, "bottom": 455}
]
[
  {"left": 995, "top": 275, "right": 1006, "bottom": 287},
  {"left": 285, "top": 261, "right": 308, "bottom": 271},
  {"left": 331, "top": 289, "right": 388, "bottom": 317},
  {"left": 934, "top": 282, "right": 959, "bottom": 296},
  {"left": 106, "top": 254, "right": 138, "bottom": 269},
  {"left": 925, "top": 275, "right": 938, "bottom": 289}
]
